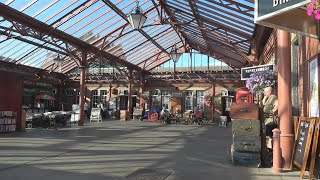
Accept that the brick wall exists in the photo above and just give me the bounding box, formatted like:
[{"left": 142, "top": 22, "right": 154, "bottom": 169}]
[
  {"left": 0, "top": 71, "right": 23, "bottom": 131},
  {"left": 298, "top": 36, "right": 318, "bottom": 117}
]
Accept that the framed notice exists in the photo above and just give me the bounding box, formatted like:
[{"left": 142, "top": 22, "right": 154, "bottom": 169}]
[{"left": 309, "top": 56, "right": 319, "bottom": 117}]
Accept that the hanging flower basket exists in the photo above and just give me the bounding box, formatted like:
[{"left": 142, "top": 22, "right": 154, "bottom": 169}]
[
  {"left": 246, "top": 70, "right": 277, "bottom": 94},
  {"left": 141, "top": 91, "right": 150, "bottom": 101},
  {"left": 307, "top": 0, "right": 320, "bottom": 20}
]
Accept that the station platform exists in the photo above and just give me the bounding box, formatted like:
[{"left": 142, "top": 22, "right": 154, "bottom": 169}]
[{"left": 0, "top": 120, "right": 301, "bottom": 180}]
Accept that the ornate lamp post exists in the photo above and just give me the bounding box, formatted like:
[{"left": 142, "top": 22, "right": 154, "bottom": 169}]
[
  {"left": 53, "top": 54, "right": 63, "bottom": 73},
  {"left": 171, "top": 44, "right": 181, "bottom": 79},
  {"left": 127, "top": 0, "right": 147, "bottom": 29}
]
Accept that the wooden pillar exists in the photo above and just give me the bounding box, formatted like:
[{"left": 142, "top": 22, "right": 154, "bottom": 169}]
[
  {"left": 78, "top": 50, "right": 87, "bottom": 126},
  {"left": 298, "top": 36, "right": 307, "bottom": 117},
  {"left": 108, "top": 83, "right": 112, "bottom": 110},
  {"left": 211, "top": 81, "right": 215, "bottom": 122},
  {"left": 127, "top": 69, "right": 133, "bottom": 121},
  {"left": 139, "top": 74, "right": 145, "bottom": 108},
  {"left": 109, "top": 83, "right": 112, "bottom": 100},
  {"left": 59, "top": 82, "right": 63, "bottom": 111},
  {"left": 277, "top": 30, "right": 294, "bottom": 169}
]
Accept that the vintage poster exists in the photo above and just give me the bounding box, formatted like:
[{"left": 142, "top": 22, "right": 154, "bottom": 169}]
[{"left": 309, "top": 57, "right": 319, "bottom": 117}]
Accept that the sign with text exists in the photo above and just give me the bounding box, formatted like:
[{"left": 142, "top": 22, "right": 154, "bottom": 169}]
[
  {"left": 292, "top": 118, "right": 315, "bottom": 178},
  {"left": 172, "top": 92, "right": 182, "bottom": 97},
  {"left": 241, "top": 64, "right": 274, "bottom": 80},
  {"left": 255, "top": 0, "right": 308, "bottom": 21}
]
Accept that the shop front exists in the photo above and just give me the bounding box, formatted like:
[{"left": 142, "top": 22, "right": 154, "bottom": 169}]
[
  {"left": 254, "top": 0, "right": 320, "bottom": 174},
  {"left": 23, "top": 80, "right": 57, "bottom": 114}
]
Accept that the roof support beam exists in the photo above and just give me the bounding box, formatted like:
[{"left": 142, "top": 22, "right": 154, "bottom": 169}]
[
  {"left": 0, "top": 3, "right": 143, "bottom": 72},
  {"left": 188, "top": 0, "right": 210, "bottom": 52},
  {"left": 204, "top": 0, "right": 253, "bottom": 18},
  {"left": 159, "top": 0, "right": 190, "bottom": 51},
  {"left": 165, "top": 3, "right": 251, "bottom": 39},
  {"left": 102, "top": 0, "right": 169, "bottom": 55}
]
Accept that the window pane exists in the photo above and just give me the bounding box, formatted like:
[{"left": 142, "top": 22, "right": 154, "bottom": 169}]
[
  {"left": 196, "top": 91, "right": 205, "bottom": 111},
  {"left": 185, "top": 91, "right": 193, "bottom": 111},
  {"left": 161, "top": 90, "right": 171, "bottom": 110},
  {"left": 92, "top": 90, "right": 99, "bottom": 107},
  {"left": 100, "top": 90, "right": 107, "bottom": 104}
]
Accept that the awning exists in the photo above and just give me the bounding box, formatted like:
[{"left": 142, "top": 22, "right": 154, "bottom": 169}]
[{"left": 35, "top": 94, "right": 55, "bottom": 101}]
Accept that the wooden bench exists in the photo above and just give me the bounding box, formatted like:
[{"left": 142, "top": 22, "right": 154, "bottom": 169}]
[{"left": 133, "top": 108, "right": 143, "bottom": 121}]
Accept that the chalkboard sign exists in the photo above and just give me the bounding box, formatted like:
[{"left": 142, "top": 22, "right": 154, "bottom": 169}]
[
  {"left": 309, "top": 120, "right": 320, "bottom": 179},
  {"left": 291, "top": 117, "right": 315, "bottom": 179}
]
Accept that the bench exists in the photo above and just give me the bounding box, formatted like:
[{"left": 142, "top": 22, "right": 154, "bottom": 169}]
[{"left": 133, "top": 108, "right": 143, "bottom": 121}]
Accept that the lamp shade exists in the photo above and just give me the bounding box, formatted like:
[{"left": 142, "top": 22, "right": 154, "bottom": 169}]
[
  {"left": 127, "top": 0, "right": 147, "bottom": 29},
  {"left": 53, "top": 54, "right": 62, "bottom": 66},
  {"left": 171, "top": 53, "right": 181, "bottom": 63},
  {"left": 53, "top": 54, "right": 63, "bottom": 72},
  {"left": 127, "top": 13, "right": 147, "bottom": 29}
]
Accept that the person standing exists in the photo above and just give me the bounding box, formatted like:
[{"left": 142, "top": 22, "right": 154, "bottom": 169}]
[
  {"left": 261, "top": 87, "right": 278, "bottom": 167},
  {"left": 262, "top": 87, "right": 278, "bottom": 138},
  {"left": 84, "top": 102, "right": 89, "bottom": 119},
  {"left": 193, "top": 107, "right": 202, "bottom": 125}
]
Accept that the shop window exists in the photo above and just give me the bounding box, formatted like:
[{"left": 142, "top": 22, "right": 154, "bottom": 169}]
[
  {"left": 119, "top": 96, "right": 128, "bottom": 110},
  {"left": 185, "top": 91, "right": 193, "bottom": 111},
  {"left": 100, "top": 90, "right": 107, "bottom": 104},
  {"left": 150, "top": 90, "right": 159, "bottom": 96},
  {"left": 196, "top": 91, "right": 205, "bottom": 111},
  {"left": 92, "top": 90, "right": 99, "bottom": 108},
  {"left": 151, "top": 90, "right": 161, "bottom": 111},
  {"left": 75, "top": 90, "right": 80, "bottom": 104},
  {"left": 109, "top": 97, "right": 116, "bottom": 109},
  {"left": 65, "top": 89, "right": 74, "bottom": 96},
  {"left": 23, "top": 96, "right": 33, "bottom": 107},
  {"left": 161, "top": 90, "right": 171, "bottom": 109},
  {"left": 118, "top": 90, "right": 128, "bottom": 95}
]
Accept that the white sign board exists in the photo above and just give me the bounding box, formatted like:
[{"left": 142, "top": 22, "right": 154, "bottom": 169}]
[
  {"left": 90, "top": 108, "right": 102, "bottom": 122},
  {"left": 309, "top": 57, "right": 319, "bottom": 117},
  {"left": 241, "top": 64, "right": 274, "bottom": 80}
]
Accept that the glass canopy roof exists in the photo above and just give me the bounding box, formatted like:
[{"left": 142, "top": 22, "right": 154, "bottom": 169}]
[{"left": 0, "top": 0, "right": 255, "bottom": 75}]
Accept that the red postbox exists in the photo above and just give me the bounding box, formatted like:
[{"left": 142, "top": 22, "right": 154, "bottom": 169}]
[{"left": 236, "top": 87, "right": 253, "bottom": 103}]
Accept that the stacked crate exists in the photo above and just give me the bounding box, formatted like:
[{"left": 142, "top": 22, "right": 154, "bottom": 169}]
[{"left": 229, "top": 103, "right": 261, "bottom": 167}]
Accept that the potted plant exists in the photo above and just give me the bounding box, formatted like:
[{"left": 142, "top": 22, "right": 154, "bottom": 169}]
[{"left": 141, "top": 91, "right": 150, "bottom": 102}]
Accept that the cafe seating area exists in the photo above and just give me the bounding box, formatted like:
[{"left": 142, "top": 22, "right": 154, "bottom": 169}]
[{"left": 26, "top": 111, "right": 74, "bottom": 129}]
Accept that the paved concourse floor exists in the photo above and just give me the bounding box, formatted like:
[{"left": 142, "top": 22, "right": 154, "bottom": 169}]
[{"left": 0, "top": 120, "right": 301, "bottom": 180}]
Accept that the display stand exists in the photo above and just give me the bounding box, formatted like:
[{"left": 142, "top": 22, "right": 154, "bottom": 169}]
[
  {"left": 0, "top": 111, "right": 16, "bottom": 133},
  {"left": 90, "top": 108, "right": 102, "bottom": 122}
]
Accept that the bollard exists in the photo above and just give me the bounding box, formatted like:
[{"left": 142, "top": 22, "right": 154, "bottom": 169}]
[{"left": 272, "top": 128, "right": 282, "bottom": 173}]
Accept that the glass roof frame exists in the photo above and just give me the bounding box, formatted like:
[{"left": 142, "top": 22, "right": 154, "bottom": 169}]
[{"left": 0, "top": 0, "right": 256, "bottom": 76}]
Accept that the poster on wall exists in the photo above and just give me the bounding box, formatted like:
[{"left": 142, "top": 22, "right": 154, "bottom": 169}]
[{"left": 309, "top": 57, "right": 319, "bottom": 117}]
